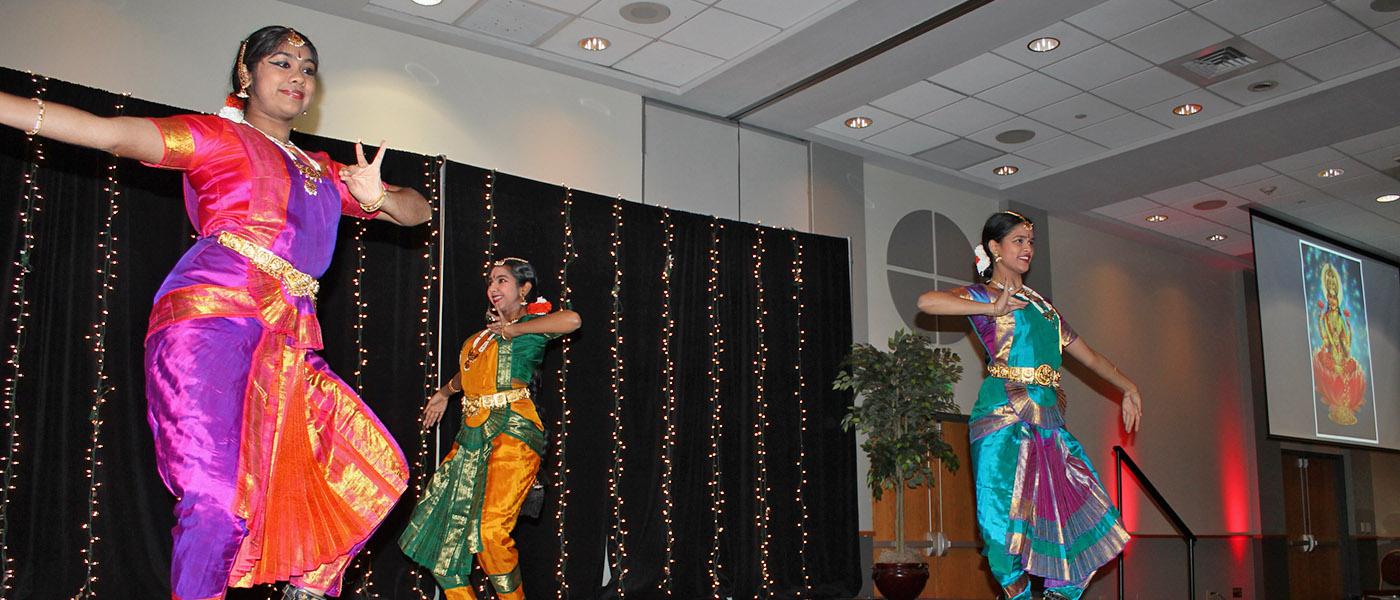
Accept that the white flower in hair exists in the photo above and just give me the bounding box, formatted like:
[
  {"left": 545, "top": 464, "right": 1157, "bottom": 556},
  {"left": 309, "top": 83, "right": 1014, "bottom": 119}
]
[{"left": 973, "top": 244, "right": 991, "bottom": 273}]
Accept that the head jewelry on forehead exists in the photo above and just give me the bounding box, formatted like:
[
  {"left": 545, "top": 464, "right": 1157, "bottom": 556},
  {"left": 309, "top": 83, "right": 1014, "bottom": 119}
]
[
  {"left": 1003, "top": 210, "right": 1033, "bottom": 228},
  {"left": 491, "top": 257, "right": 528, "bottom": 267},
  {"left": 284, "top": 29, "right": 307, "bottom": 47}
]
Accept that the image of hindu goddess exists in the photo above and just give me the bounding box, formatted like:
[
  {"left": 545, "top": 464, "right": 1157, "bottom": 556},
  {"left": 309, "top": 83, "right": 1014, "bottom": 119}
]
[{"left": 1311, "top": 262, "right": 1366, "bottom": 426}]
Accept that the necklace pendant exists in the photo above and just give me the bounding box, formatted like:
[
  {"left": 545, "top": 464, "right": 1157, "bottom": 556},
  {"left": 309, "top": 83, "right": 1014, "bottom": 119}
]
[{"left": 303, "top": 178, "right": 318, "bottom": 195}]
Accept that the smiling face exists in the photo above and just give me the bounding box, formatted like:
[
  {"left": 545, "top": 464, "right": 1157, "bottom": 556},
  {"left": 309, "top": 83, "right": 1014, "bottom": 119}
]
[
  {"left": 244, "top": 39, "right": 317, "bottom": 123},
  {"left": 487, "top": 265, "right": 532, "bottom": 316},
  {"left": 988, "top": 223, "right": 1035, "bottom": 276}
]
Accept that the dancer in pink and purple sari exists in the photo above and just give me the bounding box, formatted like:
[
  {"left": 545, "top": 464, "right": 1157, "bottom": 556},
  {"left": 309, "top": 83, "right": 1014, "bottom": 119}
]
[
  {"left": 0, "top": 25, "right": 432, "bottom": 600},
  {"left": 918, "top": 211, "right": 1142, "bottom": 600}
]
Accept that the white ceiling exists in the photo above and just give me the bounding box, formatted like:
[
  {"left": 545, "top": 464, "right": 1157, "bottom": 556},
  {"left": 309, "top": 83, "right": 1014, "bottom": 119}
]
[{"left": 280, "top": 0, "right": 1400, "bottom": 261}]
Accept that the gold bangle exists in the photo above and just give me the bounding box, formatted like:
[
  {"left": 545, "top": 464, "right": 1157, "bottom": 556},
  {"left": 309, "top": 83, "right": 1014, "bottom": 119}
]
[
  {"left": 24, "top": 98, "right": 45, "bottom": 136},
  {"left": 360, "top": 189, "right": 387, "bottom": 213}
]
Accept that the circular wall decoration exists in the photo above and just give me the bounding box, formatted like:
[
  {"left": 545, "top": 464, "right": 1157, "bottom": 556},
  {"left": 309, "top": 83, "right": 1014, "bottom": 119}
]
[{"left": 886, "top": 210, "right": 976, "bottom": 345}]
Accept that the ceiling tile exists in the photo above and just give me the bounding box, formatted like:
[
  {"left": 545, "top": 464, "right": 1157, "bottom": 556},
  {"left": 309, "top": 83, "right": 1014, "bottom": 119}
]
[
  {"left": 527, "top": 0, "right": 602, "bottom": 13},
  {"left": 1093, "top": 67, "right": 1196, "bottom": 109},
  {"left": 1226, "top": 173, "right": 1313, "bottom": 202},
  {"left": 662, "top": 8, "right": 778, "bottom": 59},
  {"left": 1381, "top": 20, "right": 1400, "bottom": 46},
  {"left": 961, "top": 155, "right": 1047, "bottom": 184},
  {"left": 1213, "top": 236, "right": 1255, "bottom": 256},
  {"left": 967, "top": 116, "right": 1065, "bottom": 152},
  {"left": 870, "top": 82, "right": 965, "bottom": 119},
  {"left": 583, "top": 0, "right": 707, "bottom": 36},
  {"left": 915, "top": 139, "right": 1005, "bottom": 170},
  {"left": 992, "top": 22, "right": 1102, "bottom": 69},
  {"left": 1243, "top": 4, "right": 1364, "bottom": 58},
  {"left": 1291, "top": 157, "right": 1375, "bottom": 186},
  {"left": 1195, "top": 202, "right": 1254, "bottom": 230},
  {"left": 1076, "top": 112, "right": 1172, "bottom": 147},
  {"left": 928, "top": 53, "right": 1032, "bottom": 95},
  {"left": 1093, "top": 196, "right": 1162, "bottom": 219},
  {"left": 613, "top": 41, "right": 724, "bottom": 85},
  {"left": 1289, "top": 32, "right": 1400, "bottom": 81},
  {"left": 1139, "top": 89, "right": 1239, "bottom": 128},
  {"left": 715, "top": 0, "right": 840, "bottom": 28},
  {"left": 370, "top": 0, "right": 481, "bottom": 22},
  {"left": 976, "top": 71, "right": 1081, "bottom": 114},
  {"left": 1262, "top": 146, "right": 1346, "bottom": 172},
  {"left": 814, "top": 105, "right": 905, "bottom": 139},
  {"left": 1272, "top": 195, "right": 1345, "bottom": 220},
  {"left": 1027, "top": 92, "right": 1129, "bottom": 131},
  {"left": 916, "top": 97, "right": 1016, "bottom": 136},
  {"left": 1333, "top": 0, "right": 1400, "bottom": 28},
  {"left": 1254, "top": 185, "right": 1337, "bottom": 208},
  {"left": 1041, "top": 43, "right": 1153, "bottom": 90},
  {"left": 537, "top": 18, "right": 653, "bottom": 65},
  {"left": 1145, "top": 181, "right": 1220, "bottom": 204},
  {"left": 1315, "top": 171, "right": 1399, "bottom": 205},
  {"left": 863, "top": 121, "right": 958, "bottom": 155},
  {"left": 1206, "top": 61, "right": 1316, "bottom": 105},
  {"left": 1201, "top": 164, "right": 1279, "bottom": 188},
  {"left": 1193, "top": 0, "right": 1319, "bottom": 35},
  {"left": 1331, "top": 124, "right": 1400, "bottom": 156},
  {"left": 1113, "top": 11, "right": 1231, "bottom": 63},
  {"left": 459, "top": 0, "right": 570, "bottom": 44},
  {"left": 1351, "top": 143, "right": 1400, "bottom": 171},
  {"left": 1066, "top": 0, "right": 1183, "bottom": 40},
  {"left": 1013, "top": 134, "right": 1108, "bottom": 167}
]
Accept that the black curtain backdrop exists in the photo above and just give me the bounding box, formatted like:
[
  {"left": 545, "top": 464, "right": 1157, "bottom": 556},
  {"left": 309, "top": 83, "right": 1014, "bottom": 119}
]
[{"left": 0, "top": 68, "right": 858, "bottom": 599}]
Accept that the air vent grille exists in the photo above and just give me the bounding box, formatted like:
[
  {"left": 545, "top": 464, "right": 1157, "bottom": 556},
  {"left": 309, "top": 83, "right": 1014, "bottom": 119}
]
[{"left": 1180, "top": 46, "right": 1257, "bottom": 80}]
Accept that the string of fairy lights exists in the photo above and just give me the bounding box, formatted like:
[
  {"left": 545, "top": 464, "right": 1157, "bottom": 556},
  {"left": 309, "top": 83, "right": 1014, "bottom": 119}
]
[
  {"left": 751, "top": 229, "right": 775, "bottom": 595},
  {"left": 405, "top": 158, "right": 447, "bottom": 600},
  {"left": 552, "top": 188, "right": 575, "bottom": 600},
  {"left": 790, "top": 233, "right": 813, "bottom": 596},
  {"left": 72, "top": 93, "right": 129, "bottom": 599},
  {"left": 704, "top": 219, "right": 727, "bottom": 599},
  {"left": 656, "top": 210, "right": 677, "bottom": 597},
  {"left": 1, "top": 73, "right": 47, "bottom": 597},
  {"left": 605, "top": 198, "right": 630, "bottom": 597}
]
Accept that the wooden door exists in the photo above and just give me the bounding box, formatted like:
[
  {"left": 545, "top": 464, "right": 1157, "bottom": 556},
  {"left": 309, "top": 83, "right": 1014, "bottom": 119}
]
[{"left": 1282, "top": 452, "right": 1345, "bottom": 599}]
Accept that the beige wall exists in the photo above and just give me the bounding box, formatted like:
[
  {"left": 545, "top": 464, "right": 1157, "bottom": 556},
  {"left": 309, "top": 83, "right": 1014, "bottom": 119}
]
[
  {"left": 1049, "top": 216, "right": 1261, "bottom": 537},
  {"left": 1, "top": 0, "right": 643, "bottom": 201}
]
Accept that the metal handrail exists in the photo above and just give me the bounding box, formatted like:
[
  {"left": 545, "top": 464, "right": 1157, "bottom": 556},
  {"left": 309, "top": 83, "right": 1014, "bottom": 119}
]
[{"left": 1114, "top": 446, "right": 1197, "bottom": 600}]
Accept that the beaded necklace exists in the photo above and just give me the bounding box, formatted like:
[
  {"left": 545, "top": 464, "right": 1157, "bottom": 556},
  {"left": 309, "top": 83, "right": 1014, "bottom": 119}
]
[{"left": 239, "top": 120, "right": 324, "bottom": 195}]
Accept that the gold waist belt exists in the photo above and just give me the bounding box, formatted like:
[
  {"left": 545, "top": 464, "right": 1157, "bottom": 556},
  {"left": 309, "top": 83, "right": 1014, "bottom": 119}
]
[
  {"left": 217, "top": 231, "right": 320, "bottom": 298},
  {"left": 463, "top": 387, "right": 530, "bottom": 414},
  {"left": 988, "top": 363, "right": 1060, "bottom": 387}
]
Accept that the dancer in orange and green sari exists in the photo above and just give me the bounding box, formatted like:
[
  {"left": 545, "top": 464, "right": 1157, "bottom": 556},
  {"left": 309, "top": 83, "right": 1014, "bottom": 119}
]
[
  {"left": 918, "top": 211, "right": 1142, "bottom": 600},
  {"left": 400, "top": 258, "right": 580, "bottom": 600}
]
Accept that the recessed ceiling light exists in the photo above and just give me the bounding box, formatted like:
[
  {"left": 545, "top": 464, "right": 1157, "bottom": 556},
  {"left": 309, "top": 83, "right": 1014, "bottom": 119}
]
[
  {"left": 1193, "top": 199, "right": 1227, "bottom": 211},
  {"left": 1027, "top": 37, "right": 1060, "bottom": 53},
  {"left": 578, "top": 36, "right": 611, "bottom": 51},
  {"left": 1172, "top": 103, "right": 1202, "bottom": 116},
  {"left": 845, "top": 116, "right": 873, "bottom": 129},
  {"left": 1318, "top": 167, "right": 1345, "bottom": 178},
  {"left": 412, "top": 0, "right": 443, "bottom": 5},
  {"left": 1208, "top": 233, "right": 1228, "bottom": 242},
  {"left": 1378, "top": 194, "right": 1400, "bottom": 203},
  {"left": 993, "top": 165, "right": 1019, "bottom": 176},
  {"left": 1145, "top": 214, "right": 1168, "bottom": 223}
]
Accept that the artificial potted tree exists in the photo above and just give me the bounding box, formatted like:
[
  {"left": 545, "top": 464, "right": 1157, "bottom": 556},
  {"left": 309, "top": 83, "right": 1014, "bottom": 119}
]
[{"left": 836, "top": 329, "right": 962, "bottom": 600}]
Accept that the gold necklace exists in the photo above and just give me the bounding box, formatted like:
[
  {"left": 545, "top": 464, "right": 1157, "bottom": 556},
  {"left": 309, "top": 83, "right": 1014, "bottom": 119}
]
[{"left": 241, "top": 121, "right": 323, "bottom": 196}]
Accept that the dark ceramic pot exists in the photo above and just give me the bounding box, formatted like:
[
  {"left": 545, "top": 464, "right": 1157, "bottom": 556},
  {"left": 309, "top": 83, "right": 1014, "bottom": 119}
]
[{"left": 872, "top": 561, "right": 929, "bottom": 600}]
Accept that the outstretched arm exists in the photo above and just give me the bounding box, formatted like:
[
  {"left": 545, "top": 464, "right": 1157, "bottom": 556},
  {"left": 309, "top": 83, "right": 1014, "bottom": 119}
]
[
  {"left": 339, "top": 140, "right": 432, "bottom": 226},
  {"left": 1064, "top": 338, "right": 1142, "bottom": 433},
  {"left": 0, "top": 91, "right": 165, "bottom": 163},
  {"left": 488, "top": 309, "right": 581, "bottom": 339},
  {"left": 917, "top": 280, "right": 1027, "bottom": 317}
]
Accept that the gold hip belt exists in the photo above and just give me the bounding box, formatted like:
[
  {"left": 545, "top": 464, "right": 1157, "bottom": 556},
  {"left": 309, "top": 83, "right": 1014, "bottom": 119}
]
[
  {"left": 463, "top": 387, "right": 530, "bottom": 414},
  {"left": 217, "top": 231, "right": 320, "bottom": 298},
  {"left": 988, "top": 363, "right": 1061, "bottom": 387}
]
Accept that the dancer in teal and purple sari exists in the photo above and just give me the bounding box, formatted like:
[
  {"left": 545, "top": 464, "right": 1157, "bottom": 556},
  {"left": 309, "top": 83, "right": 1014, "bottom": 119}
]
[{"left": 917, "top": 211, "right": 1142, "bottom": 600}]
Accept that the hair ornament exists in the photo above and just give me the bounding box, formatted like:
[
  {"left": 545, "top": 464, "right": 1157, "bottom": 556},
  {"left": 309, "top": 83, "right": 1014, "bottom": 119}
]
[
  {"left": 974, "top": 244, "right": 992, "bottom": 274},
  {"left": 491, "top": 256, "right": 528, "bottom": 267}
]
